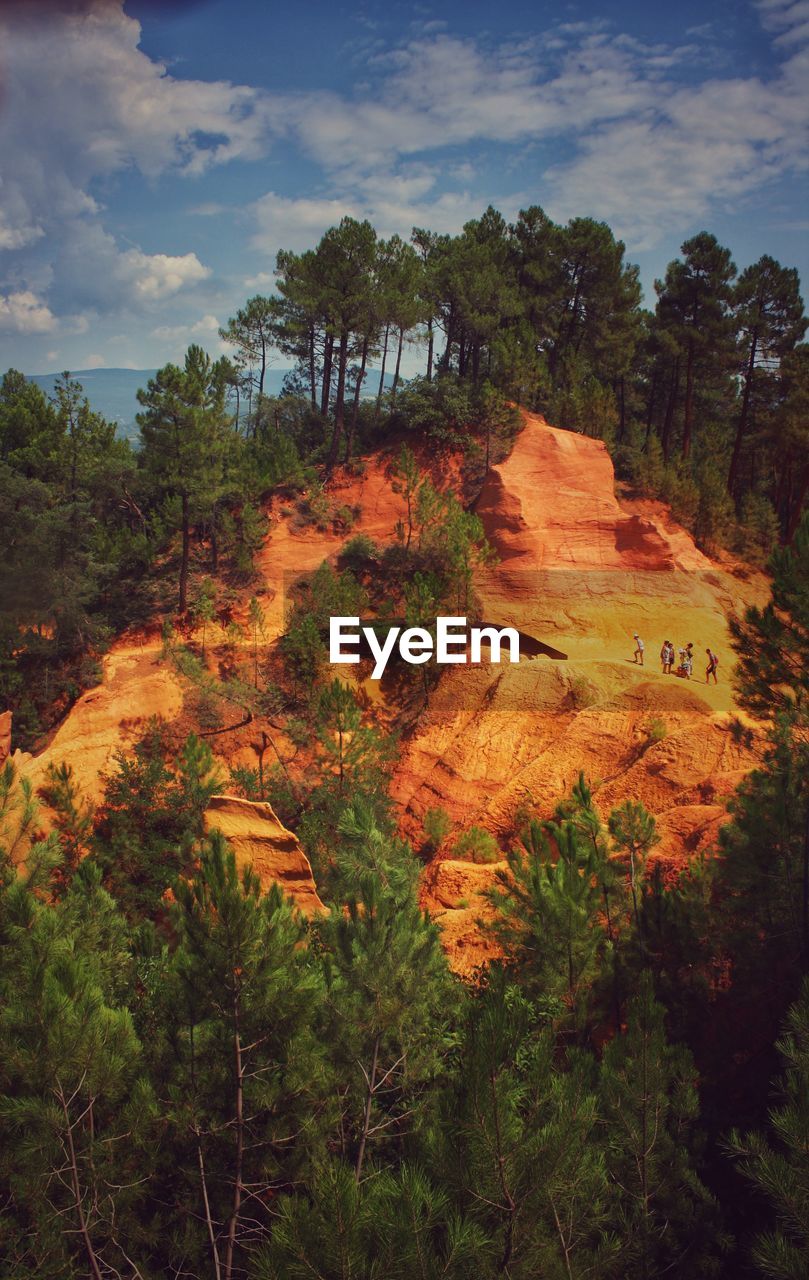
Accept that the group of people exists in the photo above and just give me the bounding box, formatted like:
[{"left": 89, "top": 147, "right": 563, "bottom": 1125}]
[{"left": 633, "top": 634, "right": 719, "bottom": 683}]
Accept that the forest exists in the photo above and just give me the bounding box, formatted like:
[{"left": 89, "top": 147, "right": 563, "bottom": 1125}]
[{"left": 0, "top": 205, "right": 808, "bottom": 1278}]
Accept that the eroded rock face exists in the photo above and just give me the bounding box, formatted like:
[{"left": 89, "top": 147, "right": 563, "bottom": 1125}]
[
  {"left": 203, "top": 795, "right": 325, "bottom": 916},
  {"left": 0, "top": 711, "right": 11, "bottom": 767},
  {"left": 419, "top": 857, "right": 505, "bottom": 980},
  {"left": 391, "top": 411, "right": 768, "bottom": 972},
  {"left": 17, "top": 645, "right": 184, "bottom": 815}
]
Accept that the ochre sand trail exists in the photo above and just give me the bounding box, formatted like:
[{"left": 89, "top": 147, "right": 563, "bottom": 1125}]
[{"left": 9, "top": 412, "right": 767, "bottom": 974}]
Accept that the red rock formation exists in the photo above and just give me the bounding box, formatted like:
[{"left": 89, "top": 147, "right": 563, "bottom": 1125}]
[
  {"left": 17, "top": 643, "right": 184, "bottom": 815},
  {"left": 203, "top": 794, "right": 325, "bottom": 916},
  {"left": 0, "top": 711, "right": 11, "bottom": 768},
  {"left": 391, "top": 411, "right": 768, "bottom": 973}
]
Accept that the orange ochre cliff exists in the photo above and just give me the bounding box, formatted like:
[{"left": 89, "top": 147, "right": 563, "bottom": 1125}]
[{"left": 5, "top": 411, "right": 767, "bottom": 977}]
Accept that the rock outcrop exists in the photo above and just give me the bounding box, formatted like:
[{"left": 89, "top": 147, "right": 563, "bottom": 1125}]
[
  {"left": 391, "top": 411, "right": 767, "bottom": 974},
  {"left": 203, "top": 795, "right": 325, "bottom": 916},
  {"left": 0, "top": 711, "right": 11, "bottom": 768},
  {"left": 16, "top": 644, "right": 184, "bottom": 814}
]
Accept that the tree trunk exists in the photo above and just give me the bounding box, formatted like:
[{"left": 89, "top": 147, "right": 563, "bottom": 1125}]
[
  {"left": 210, "top": 505, "right": 218, "bottom": 573},
  {"left": 355, "top": 1035, "right": 380, "bottom": 1182},
  {"left": 391, "top": 327, "right": 404, "bottom": 405},
  {"left": 258, "top": 335, "right": 266, "bottom": 399},
  {"left": 309, "top": 325, "right": 318, "bottom": 410},
  {"left": 224, "top": 999, "right": 245, "bottom": 1280},
  {"left": 326, "top": 329, "right": 349, "bottom": 471},
  {"left": 426, "top": 318, "right": 434, "bottom": 381},
  {"left": 440, "top": 312, "right": 455, "bottom": 371},
  {"left": 682, "top": 337, "right": 695, "bottom": 460},
  {"left": 645, "top": 369, "right": 657, "bottom": 445},
  {"left": 345, "top": 333, "right": 369, "bottom": 462},
  {"left": 661, "top": 358, "right": 679, "bottom": 462},
  {"left": 785, "top": 462, "right": 808, "bottom": 542},
  {"left": 728, "top": 331, "right": 758, "bottom": 496},
  {"left": 375, "top": 322, "right": 390, "bottom": 419},
  {"left": 179, "top": 492, "right": 190, "bottom": 613},
  {"left": 320, "top": 334, "right": 334, "bottom": 417},
  {"left": 57, "top": 1085, "right": 105, "bottom": 1280}
]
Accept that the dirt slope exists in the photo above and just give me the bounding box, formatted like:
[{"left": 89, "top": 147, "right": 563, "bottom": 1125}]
[
  {"left": 400, "top": 412, "right": 766, "bottom": 972},
  {"left": 12, "top": 641, "right": 184, "bottom": 824},
  {"left": 204, "top": 795, "right": 325, "bottom": 916}
]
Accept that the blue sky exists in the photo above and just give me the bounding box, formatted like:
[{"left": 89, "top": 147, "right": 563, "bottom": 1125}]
[{"left": 0, "top": 0, "right": 807, "bottom": 375}]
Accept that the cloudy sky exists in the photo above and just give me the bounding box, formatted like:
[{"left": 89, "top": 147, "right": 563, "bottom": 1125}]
[{"left": 0, "top": 0, "right": 807, "bottom": 374}]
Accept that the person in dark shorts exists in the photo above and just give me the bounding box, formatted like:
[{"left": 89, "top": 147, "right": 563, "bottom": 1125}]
[
  {"left": 706, "top": 648, "right": 719, "bottom": 684},
  {"left": 633, "top": 633, "right": 645, "bottom": 665},
  {"left": 660, "top": 640, "right": 674, "bottom": 674}
]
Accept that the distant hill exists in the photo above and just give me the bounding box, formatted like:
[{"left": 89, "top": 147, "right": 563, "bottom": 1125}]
[
  {"left": 28, "top": 366, "right": 396, "bottom": 441},
  {"left": 29, "top": 368, "right": 158, "bottom": 442}
]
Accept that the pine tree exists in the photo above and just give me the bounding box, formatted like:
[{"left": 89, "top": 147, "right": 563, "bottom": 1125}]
[
  {"left": 0, "top": 854, "right": 154, "bottom": 1279},
  {"left": 728, "top": 256, "right": 806, "bottom": 498},
  {"left": 599, "top": 972, "right": 727, "bottom": 1278},
  {"left": 488, "top": 811, "right": 604, "bottom": 1015},
  {"left": 435, "top": 973, "right": 620, "bottom": 1279},
  {"left": 726, "top": 513, "right": 809, "bottom": 966},
  {"left": 167, "top": 832, "right": 328, "bottom": 1279},
  {"left": 654, "top": 233, "right": 736, "bottom": 460},
  {"left": 608, "top": 799, "right": 659, "bottom": 959},
  {"left": 92, "top": 723, "right": 221, "bottom": 920},
  {"left": 137, "top": 345, "right": 232, "bottom": 611},
  {"left": 318, "top": 872, "right": 454, "bottom": 1182},
  {"left": 728, "top": 978, "right": 809, "bottom": 1280},
  {"left": 219, "top": 294, "right": 281, "bottom": 407}
]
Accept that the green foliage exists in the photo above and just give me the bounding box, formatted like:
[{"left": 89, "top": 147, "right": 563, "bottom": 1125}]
[
  {"left": 729, "top": 512, "right": 809, "bottom": 720},
  {"left": 453, "top": 824, "right": 500, "bottom": 864},
  {"left": 137, "top": 344, "right": 233, "bottom": 610},
  {"left": 599, "top": 971, "right": 728, "bottom": 1277},
  {"left": 489, "top": 809, "right": 606, "bottom": 1012},
  {"left": 434, "top": 973, "right": 620, "bottom": 1278},
  {"left": 643, "top": 715, "right": 668, "bottom": 745},
  {"left": 316, "top": 871, "right": 455, "bottom": 1180},
  {"left": 568, "top": 672, "right": 600, "bottom": 709},
  {"left": 737, "top": 492, "right": 781, "bottom": 566},
  {"left": 423, "top": 805, "right": 452, "bottom": 850},
  {"left": 728, "top": 979, "right": 809, "bottom": 1280},
  {"left": 167, "top": 832, "right": 329, "bottom": 1278},
  {"left": 91, "top": 722, "right": 221, "bottom": 920},
  {"left": 608, "top": 799, "right": 659, "bottom": 954},
  {"left": 339, "top": 531, "right": 379, "bottom": 571}
]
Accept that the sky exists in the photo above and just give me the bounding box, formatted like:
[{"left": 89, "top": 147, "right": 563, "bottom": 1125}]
[{"left": 0, "top": 0, "right": 807, "bottom": 376}]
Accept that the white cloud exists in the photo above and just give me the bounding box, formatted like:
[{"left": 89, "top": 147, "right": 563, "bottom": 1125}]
[
  {"left": 247, "top": 13, "right": 808, "bottom": 258},
  {"left": 122, "top": 250, "right": 210, "bottom": 301},
  {"left": 1, "top": 0, "right": 807, "bottom": 365},
  {"left": 151, "top": 313, "right": 225, "bottom": 359},
  {"left": 152, "top": 313, "right": 221, "bottom": 340},
  {"left": 0, "top": 289, "right": 57, "bottom": 333},
  {"left": 83, "top": 352, "right": 106, "bottom": 368},
  {"left": 0, "top": 2, "right": 270, "bottom": 326},
  {"left": 251, "top": 192, "right": 362, "bottom": 254}
]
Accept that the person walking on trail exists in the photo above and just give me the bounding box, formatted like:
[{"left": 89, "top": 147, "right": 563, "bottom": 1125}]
[
  {"left": 683, "top": 643, "right": 694, "bottom": 679},
  {"left": 706, "top": 648, "right": 719, "bottom": 684},
  {"left": 660, "top": 640, "right": 673, "bottom": 674},
  {"left": 633, "top": 633, "right": 645, "bottom": 665}
]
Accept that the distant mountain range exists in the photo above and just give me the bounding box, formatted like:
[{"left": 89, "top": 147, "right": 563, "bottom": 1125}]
[{"left": 28, "top": 366, "right": 395, "bottom": 441}]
